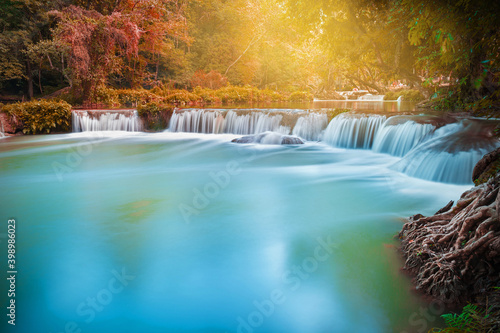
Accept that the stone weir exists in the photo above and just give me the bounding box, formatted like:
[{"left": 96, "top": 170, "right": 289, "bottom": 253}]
[
  {"left": 72, "top": 109, "right": 142, "bottom": 132},
  {"left": 168, "top": 108, "right": 329, "bottom": 141}
]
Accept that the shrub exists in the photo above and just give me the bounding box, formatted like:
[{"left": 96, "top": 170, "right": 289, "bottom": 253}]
[
  {"left": 164, "top": 90, "right": 200, "bottom": 104},
  {"left": 383, "top": 89, "right": 424, "bottom": 102},
  {"left": 215, "top": 86, "right": 251, "bottom": 103},
  {"left": 383, "top": 91, "right": 399, "bottom": 100},
  {"left": 400, "top": 89, "right": 425, "bottom": 102},
  {"left": 326, "top": 108, "right": 350, "bottom": 122},
  {"left": 288, "top": 91, "right": 314, "bottom": 102},
  {"left": 137, "top": 102, "right": 173, "bottom": 131},
  {"left": 193, "top": 87, "right": 222, "bottom": 104},
  {"left": 259, "top": 89, "right": 285, "bottom": 102},
  {"left": 2, "top": 100, "right": 72, "bottom": 134}
]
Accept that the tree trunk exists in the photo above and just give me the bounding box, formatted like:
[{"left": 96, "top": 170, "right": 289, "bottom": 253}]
[
  {"left": 26, "top": 61, "right": 33, "bottom": 100},
  {"left": 82, "top": 79, "right": 92, "bottom": 105}
]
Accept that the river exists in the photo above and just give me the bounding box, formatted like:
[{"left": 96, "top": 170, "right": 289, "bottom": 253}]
[{"left": 0, "top": 101, "right": 497, "bottom": 332}]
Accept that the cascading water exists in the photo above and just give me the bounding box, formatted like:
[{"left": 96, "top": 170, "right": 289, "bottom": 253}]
[
  {"left": 2, "top": 106, "right": 500, "bottom": 333},
  {"left": 168, "top": 108, "right": 498, "bottom": 184},
  {"left": 358, "top": 94, "right": 385, "bottom": 101},
  {"left": 72, "top": 110, "right": 142, "bottom": 132},
  {"left": 169, "top": 109, "right": 289, "bottom": 135},
  {"left": 322, "top": 113, "right": 386, "bottom": 149},
  {"left": 393, "top": 120, "right": 498, "bottom": 184},
  {"left": 372, "top": 116, "right": 436, "bottom": 157},
  {"left": 0, "top": 118, "right": 5, "bottom": 138},
  {"left": 169, "top": 109, "right": 225, "bottom": 133},
  {"left": 226, "top": 110, "right": 285, "bottom": 134},
  {"left": 292, "top": 112, "right": 328, "bottom": 141}
]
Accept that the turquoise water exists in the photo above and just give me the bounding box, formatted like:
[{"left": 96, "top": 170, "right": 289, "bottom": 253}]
[{"left": 0, "top": 131, "right": 469, "bottom": 333}]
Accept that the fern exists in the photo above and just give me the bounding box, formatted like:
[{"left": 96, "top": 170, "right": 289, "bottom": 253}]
[{"left": 430, "top": 303, "right": 498, "bottom": 333}]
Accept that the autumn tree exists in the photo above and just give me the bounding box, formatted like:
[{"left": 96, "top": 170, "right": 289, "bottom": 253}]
[
  {"left": 189, "top": 70, "right": 228, "bottom": 89},
  {"left": 51, "top": 5, "right": 141, "bottom": 101}
]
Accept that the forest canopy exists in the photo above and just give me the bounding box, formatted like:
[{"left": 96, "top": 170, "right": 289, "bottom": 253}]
[{"left": 0, "top": 0, "right": 499, "bottom": 110}]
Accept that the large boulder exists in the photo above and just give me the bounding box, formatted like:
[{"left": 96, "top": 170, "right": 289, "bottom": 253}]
[{"left": 0, "top": 112, "right": 22, "bottom": 135}]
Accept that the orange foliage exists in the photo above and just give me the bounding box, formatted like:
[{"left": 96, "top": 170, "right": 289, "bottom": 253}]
[{"left": 190, "top": 70, "right": 229, "bottom": 90}]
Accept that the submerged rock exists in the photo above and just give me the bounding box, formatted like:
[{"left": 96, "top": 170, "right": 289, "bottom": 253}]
[
  {"left": 281, "top": 136, "right": 304, "bottom": 144},
  {"left": 231, "top": 132, "right": 304, "bottom": 145}
]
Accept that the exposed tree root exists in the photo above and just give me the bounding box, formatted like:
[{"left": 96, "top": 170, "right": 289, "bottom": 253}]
[{"left": 399, "top": 176, "right": 500, "bottom": 307}]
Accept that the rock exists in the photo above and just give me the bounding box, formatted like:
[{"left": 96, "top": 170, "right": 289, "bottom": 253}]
[
  {"left": 472, "top": 147, "right": 500, "bottom": 184},
  {"left": 232, "top": 132, "right": 304, "bottom": 145},
  {"left": 0, "top": 112, "right": 21, "bottom": 134},
  {"left": 232, "top": 136, "right": 256, "bottom": 144},
  {"left": 281, "top": 136, "right": 304, "bottom": 144}
]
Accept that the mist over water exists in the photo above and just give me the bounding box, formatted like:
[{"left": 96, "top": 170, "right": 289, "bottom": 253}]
[
  {"left": 0, "top": 126, "right": 479, "bottom": 333},
  {"left": 1, "top": 102, "right": 499, "bottom": 332}
]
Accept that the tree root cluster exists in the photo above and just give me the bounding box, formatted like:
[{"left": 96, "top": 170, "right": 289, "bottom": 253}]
[{"left": 399, "top": 176, "right": 500, "bottom": 307}]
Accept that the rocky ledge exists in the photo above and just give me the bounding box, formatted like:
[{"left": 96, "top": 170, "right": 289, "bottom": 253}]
[{"left": 0, "top": 112, "right": 23, "bottom": 135}]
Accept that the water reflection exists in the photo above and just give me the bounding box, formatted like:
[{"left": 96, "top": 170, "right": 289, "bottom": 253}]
[{"left": 181, "top": 100, "right": 417, "bottom": 113}]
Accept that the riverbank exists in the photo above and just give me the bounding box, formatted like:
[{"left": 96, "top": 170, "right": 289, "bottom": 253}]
[{"left": 399, "top": 148, "right": 500, "bottom": 330}]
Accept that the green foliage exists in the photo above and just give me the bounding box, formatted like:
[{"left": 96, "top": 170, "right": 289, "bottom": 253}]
[
  {"left": 2, "top": 0, "right": 499, "bottom": 107},
  {"left": 163, "top": 90, "right": 200, "bottom": 104},
  {"left": 137, "top": 102, "right": 173, "bottom": 131},
  {"left": 193, "top": 87, "right": 222, "bottom": 104},
  {"left": 326, "top": 109, "right": 349, "bottom": 122},
  {"left": 384, "top": 89, "right": 424, "bottom": 102},
  {"left": 429, "top": 303, "right": 499, "bottom": 333},
  {"left": 115, "top": 89, "right": 165, "bottom": 107},
  {"left": 59, "top": 85, "right": 312, "bottom": 108},
  {"left": 474, "top": 159, "right": 500, "bottom": 186},
  {"left": 288, "top": 91, "right": 314, "bottom": 102},
  {"left": 1, "top": 100, "right": 71, "bottom": 134},
  {"left": 192, "top": 85, "right": 287, "bottom": 104},
  {"left": 215, "top": 86, "right": 260, "bottom": 103},
  {"left": 384, "top": 91, "right": 399, "bottom": 101}
]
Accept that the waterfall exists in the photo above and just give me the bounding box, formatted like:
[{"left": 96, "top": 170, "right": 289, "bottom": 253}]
[
  {"left": 169, "top": 109, "right": 289, "bottom": 135},
  {"left": 393, "top": 121, "right": 498, "bottom": 184},
  {"left": 166, "top": 108, "right": 499, "bottom": 185},
  {"left": 72, "top": 110, "right": 142, "bottom": 132},
  {"left": 292, "top": 112, "right": 328, "bottom": 141},
  {"left": 358, "top": 94, "right": 385, "bottom": 101},
  {"left": 169, "top": 109, "right": 225, "bottom": 133},
  {"left": 322, "top": 113, "right": 386, "bottom": 149},
  {"left": 0, "top": 118, "right": 5, "bottom": 138},
  {"left": 372, "top": 116, "right": 436, "bottom": 157}
]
